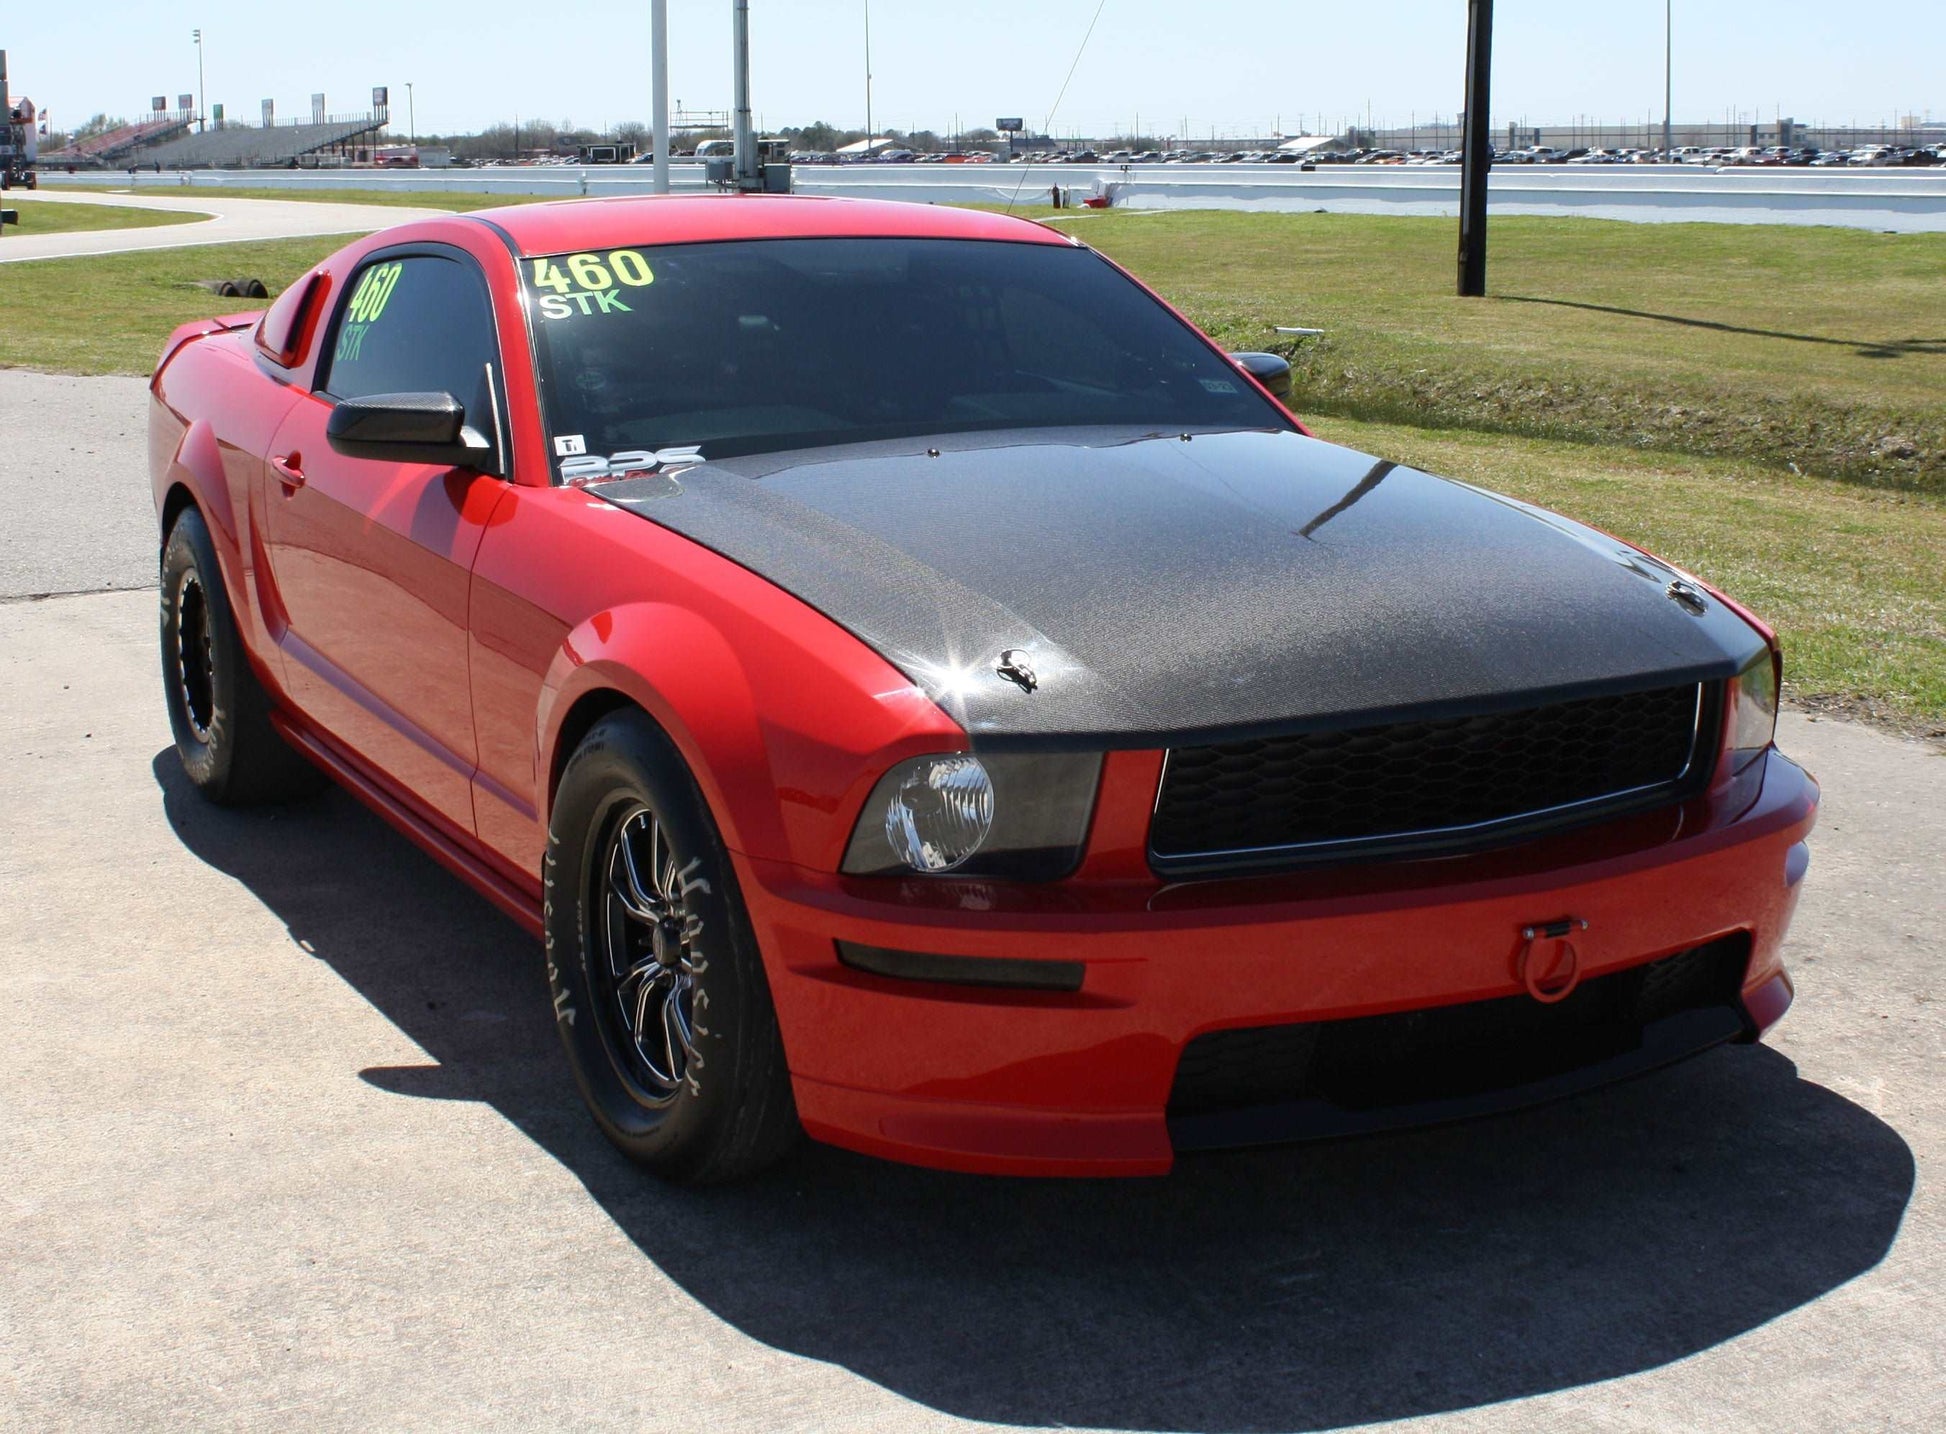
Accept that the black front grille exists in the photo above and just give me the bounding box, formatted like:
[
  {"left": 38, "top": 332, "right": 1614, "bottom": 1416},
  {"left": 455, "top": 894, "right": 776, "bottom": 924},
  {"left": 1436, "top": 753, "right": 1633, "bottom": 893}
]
[
  {"left": 1169, "top": 935, "right": 1751, "bottom": 1122},
  {"left": 1151, "top": 682, "right": 1708, "bottom": 871}
]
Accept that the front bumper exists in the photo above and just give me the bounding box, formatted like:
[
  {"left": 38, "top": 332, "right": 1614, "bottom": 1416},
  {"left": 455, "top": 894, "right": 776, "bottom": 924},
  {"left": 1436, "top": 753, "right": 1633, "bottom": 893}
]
[{"left": 735, "top": 748, "right": 1818, "bottom": 1176}]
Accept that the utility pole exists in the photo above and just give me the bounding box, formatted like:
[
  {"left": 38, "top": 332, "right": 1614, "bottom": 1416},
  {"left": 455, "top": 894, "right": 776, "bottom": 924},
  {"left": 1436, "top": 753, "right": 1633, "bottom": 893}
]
[
  {"left": 732, "top": 0, "right": 757, "bottom": 188},
  {"left": 1457, "top": 0, "right": 1494, "bottom": 296},
  {"left": 1663, "top": 0, "right": 1674, "bottom": 157},
  {"left": 193, "top": 28, "right": 206, "bottom": 133},
  {"left": 406, "top": 82, "right": 415, "bottom": 147},
  {"left": 650, "top": 0, "right": 670, "bottom": 191},
  {"left": 863, "top": 0, "right": 873, "bottom": 150}
]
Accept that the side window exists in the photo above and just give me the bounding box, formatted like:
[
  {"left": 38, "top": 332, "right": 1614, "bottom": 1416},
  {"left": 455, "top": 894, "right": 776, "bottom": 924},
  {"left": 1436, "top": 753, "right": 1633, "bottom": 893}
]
[{"left": 320, "top": 254, "right": 498, "bottom": 422}]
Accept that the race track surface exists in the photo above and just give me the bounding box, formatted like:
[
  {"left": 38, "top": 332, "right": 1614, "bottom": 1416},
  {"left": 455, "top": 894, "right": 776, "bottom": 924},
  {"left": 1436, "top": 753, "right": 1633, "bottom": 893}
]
[{"left": 0, "top": 188, "right": 447, "bottom": 263}]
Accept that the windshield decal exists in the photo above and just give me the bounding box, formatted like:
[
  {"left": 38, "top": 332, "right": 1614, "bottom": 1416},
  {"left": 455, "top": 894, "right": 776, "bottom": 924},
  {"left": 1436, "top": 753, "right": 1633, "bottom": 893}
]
[
  {"left": 559, "top": 445, "right": 705, "bottom": 486},
  {"left": 527, "top": 250, "right": 655, "bottom": 322}
]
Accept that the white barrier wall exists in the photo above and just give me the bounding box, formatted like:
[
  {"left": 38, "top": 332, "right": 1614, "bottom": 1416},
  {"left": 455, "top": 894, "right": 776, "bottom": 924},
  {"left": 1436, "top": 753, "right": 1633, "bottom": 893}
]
[
  {"left": 41, "top": 163, "right": 1946, "bottom": 232},
  {"left": 811, "top": 164, "right": 1946, "bottom": 232}
]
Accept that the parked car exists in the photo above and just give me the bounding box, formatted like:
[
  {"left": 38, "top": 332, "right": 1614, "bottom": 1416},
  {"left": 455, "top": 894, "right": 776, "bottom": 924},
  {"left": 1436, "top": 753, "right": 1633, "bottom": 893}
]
[{"left": 150, "top": 195, "right": 1815, "bottom": 1182}]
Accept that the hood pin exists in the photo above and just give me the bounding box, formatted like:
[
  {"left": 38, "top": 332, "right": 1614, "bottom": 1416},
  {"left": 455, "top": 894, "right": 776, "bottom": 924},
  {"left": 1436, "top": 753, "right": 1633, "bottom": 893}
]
[{"left": 996, "top": 650, "right": 1038, "bottom": 693}]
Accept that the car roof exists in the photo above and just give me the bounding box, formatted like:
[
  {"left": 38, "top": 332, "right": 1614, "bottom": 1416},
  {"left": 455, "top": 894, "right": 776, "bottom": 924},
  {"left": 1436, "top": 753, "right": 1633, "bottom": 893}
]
[{"left": 467, "top": 193, "right": 1077, "bottom": 256}]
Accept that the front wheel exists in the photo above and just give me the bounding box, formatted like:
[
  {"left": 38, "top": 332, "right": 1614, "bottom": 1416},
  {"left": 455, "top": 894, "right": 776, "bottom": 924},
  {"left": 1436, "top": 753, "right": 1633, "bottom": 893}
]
[
  {"left": 160, "top": 506, "right": 324, "bottom": 805},
  {"left": 545, "top": 710, "right": 799, "bottom": 1182}
]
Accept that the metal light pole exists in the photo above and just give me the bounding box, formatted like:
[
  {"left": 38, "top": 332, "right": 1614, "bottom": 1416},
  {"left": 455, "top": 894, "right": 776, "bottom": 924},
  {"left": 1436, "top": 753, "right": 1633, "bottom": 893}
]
[
  {"left": 650, "top": 0, "right": 670, "bottom": 192},
  {"left": 405, "top": 82, "right": 415, "bottom": 146},
  {"left": 864, "top": 1, "right": 874, "bottom": 151},
  {"left": 1457, "top": 0, "right": 1494, "bottom": 296},
  {"left": 1663, "top": 0, "right": 1674, "bottom": 158},
  {"left": 193, "top": 28, "right": 206, "bottom": 132},
  {"left": 732, "top": 0, "right": 757, "bottom": 187}
]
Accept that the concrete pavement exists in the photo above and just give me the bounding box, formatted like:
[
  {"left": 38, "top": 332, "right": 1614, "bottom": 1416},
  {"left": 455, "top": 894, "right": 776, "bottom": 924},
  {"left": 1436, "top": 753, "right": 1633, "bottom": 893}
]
[
  {"left": 0, "top": 375, "right": 1940, "bottom": 1431},
  {"left": 0, "top": 188, "right": 446, "bottom": 263},
  {"left": 0, "top": 369, "right": 156, "bottom": 597}
]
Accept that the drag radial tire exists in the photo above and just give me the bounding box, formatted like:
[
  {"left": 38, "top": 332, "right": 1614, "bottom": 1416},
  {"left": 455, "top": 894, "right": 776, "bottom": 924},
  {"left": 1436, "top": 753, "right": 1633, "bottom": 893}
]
[
  {"left": 160, "top": 506, "right": 325, "bottom": 805},
  {"left": 545, "top": 710, "right": 800, "bottom": 1182}
]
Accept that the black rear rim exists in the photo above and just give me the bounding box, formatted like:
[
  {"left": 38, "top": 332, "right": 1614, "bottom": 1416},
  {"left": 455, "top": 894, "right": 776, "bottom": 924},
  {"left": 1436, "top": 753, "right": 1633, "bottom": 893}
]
[
  {"left": 593, "top": 803, "right": 707, "bottom": 1104},
  {"left": 174, "top": 568, "right": 216, "bottom": 744}
]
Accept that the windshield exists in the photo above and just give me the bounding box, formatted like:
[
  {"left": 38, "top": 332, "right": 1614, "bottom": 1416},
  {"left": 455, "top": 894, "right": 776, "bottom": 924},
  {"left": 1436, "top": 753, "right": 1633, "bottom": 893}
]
[{"left": 520, "top": 236, "right": 1291, "bottom": 474}]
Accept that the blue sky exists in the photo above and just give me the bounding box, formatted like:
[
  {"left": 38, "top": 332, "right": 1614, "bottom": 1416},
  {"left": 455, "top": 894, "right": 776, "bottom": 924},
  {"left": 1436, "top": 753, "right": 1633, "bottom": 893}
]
[{"left": 8, "top": 1, "right": 1940, "bottom": 138}]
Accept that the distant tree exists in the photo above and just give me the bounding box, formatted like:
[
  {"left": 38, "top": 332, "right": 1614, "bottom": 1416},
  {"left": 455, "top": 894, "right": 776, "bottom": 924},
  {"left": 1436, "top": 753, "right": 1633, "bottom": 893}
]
[
  {"left": 446, "top": 123, "right": 536, "bottom": 160},
  {"left": 788, "top": 119, "right": 844, "bottom": 152},
  {"left": 907, "top": 129, "right": 941, "bottom": 153},
  {"left": 73, "top": 113, "right": 128, "bottom": 142},
  {"left": 962, "top": 126, "right": 998, "bottom": 143},
  {"left": 613, "top": 121, "right": 649, "bottom": 147}
]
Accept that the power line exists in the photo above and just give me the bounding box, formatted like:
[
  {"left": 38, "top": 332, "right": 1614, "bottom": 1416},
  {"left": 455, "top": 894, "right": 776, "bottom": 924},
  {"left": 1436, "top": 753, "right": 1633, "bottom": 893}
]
[{"left": 1006, "top": 0, "right": 1109, "bottom": 213}]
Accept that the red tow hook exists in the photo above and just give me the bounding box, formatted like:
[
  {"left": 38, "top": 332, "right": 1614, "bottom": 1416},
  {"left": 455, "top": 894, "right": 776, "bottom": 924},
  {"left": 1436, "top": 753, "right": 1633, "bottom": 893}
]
[{"left": 1517, "top": 918, "right": 1589, "bottom": 1004}]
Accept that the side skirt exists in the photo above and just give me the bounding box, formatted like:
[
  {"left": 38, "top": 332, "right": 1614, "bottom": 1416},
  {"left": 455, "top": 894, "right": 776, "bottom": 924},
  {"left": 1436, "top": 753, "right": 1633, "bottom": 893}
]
[{"left": 272, "top": 710, "right": 544, "bottom": 938}]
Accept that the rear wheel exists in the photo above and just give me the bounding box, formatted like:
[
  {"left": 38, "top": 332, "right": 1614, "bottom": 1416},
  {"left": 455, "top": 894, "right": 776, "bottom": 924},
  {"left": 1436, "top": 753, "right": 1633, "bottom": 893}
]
[
  {"left": 545, "top": 709, "right": 799, "bottom": 1182},
  {"left": 160, "top": 506, "right": 324, "bottom": 805}
]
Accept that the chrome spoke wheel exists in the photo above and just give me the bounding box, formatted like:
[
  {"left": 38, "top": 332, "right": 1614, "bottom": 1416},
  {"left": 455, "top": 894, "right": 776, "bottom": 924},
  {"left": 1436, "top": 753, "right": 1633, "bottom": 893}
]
[
  {"left": 597, "top": 804, "right": 707, "bottom": 1101},
  {"left": 174, "top": 568, "right": 216, "bottom": 743}
]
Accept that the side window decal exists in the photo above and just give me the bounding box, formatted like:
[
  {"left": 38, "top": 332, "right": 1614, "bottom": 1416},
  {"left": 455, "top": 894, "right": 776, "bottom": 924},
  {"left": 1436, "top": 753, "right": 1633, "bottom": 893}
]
[{"left": 334, "top": 260, "right": 405, "bottom": 365}]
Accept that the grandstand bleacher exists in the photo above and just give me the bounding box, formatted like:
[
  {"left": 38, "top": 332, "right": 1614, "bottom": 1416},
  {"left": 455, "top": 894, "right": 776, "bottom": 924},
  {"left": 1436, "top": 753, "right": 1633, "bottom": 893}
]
[
  {"left": 43, "top": 116, "right": 188, "bottom": 165},
  {"left": 122, "top": 116, "right": 385, "bottom": 170}
]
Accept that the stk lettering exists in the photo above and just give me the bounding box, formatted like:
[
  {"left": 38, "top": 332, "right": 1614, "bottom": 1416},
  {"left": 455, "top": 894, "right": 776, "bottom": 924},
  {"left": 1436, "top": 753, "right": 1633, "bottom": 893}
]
[{"left": 538, "top": 290, "right": 632, "bottom": 320}]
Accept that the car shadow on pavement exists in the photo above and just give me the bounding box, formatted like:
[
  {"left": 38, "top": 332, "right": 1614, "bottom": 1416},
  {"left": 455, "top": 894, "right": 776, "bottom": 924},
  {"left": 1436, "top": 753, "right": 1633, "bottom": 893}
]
[{"left": 156, "top": 753, "right": 1916, "bottom": 1434}]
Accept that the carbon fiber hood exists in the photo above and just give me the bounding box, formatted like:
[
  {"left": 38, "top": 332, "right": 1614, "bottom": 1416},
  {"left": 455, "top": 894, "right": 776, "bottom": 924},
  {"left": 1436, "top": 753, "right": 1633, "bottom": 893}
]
[{"left": 594, "top": 427, "right": 1766, "bottom": 747}]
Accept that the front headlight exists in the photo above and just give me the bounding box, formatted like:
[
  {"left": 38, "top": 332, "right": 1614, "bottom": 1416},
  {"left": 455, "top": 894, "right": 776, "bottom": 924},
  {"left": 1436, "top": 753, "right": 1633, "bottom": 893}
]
[
  {"left": 1725, "top": 648, "right": 1780, "bottom": 774},
  {"left": 843, "top": 751, "right": 1104, "bottom": 881},
  {"left": 884, "top": 755, "right": 994, "bottom": 873}
]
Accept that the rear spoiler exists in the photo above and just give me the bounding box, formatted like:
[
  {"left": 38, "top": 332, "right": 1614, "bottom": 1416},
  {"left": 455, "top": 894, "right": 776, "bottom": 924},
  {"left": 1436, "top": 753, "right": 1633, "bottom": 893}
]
[{"left": 152, "top": 311, "right": 264, "bottom": 385}]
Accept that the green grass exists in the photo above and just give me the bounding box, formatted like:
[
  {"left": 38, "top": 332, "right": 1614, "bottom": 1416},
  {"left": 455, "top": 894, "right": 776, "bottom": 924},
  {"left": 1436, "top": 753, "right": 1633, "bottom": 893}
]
[
  {"left": 0, "top": 239, "right": 338, "bottom": 373},
  {"left": 1, "top": 197, "right": 205, "bottom": 236},
  {"left": 1054, "top": 210, "right": 1946, "bottom": 492},
  {"left": 1, "top": 205, "right": 1941, "bottom": 728},
  {"left": 1309, "top": 417, "right": 1946, "bottom": 735}
]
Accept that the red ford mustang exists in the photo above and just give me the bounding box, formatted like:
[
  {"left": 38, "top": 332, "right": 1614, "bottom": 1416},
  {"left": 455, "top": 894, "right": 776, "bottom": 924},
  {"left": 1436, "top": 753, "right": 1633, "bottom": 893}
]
[{"left": 150, "top": 195, "right": 1817, "bottom": 1180}]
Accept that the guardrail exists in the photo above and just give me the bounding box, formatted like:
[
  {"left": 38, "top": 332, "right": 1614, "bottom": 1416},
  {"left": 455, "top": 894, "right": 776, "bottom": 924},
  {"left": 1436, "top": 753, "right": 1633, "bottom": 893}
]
[
  {"left": 36, "top": 162, "right": 1946, "bottom": 232},
  {"left": 809, "top": 164, "right": 1946, "bottom": 231}
]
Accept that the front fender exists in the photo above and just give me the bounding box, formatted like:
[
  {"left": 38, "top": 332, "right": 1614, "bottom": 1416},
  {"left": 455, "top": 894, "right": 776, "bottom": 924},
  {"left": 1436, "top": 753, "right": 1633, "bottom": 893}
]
[
  {"left": 537, "top": 603, "right": 784, "bottom": 859},
  {"left": 154, "top": 413, "right": 250, "bottom": 607},
  {"left": 149, "top": 333, "right": 304, "bottom": 676}
]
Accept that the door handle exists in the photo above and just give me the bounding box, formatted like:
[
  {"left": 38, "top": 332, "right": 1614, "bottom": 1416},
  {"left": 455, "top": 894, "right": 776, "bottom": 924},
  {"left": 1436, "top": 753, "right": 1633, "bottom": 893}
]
[{"left": 270, "top": 454, "right": 305, "bottom": 492}]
